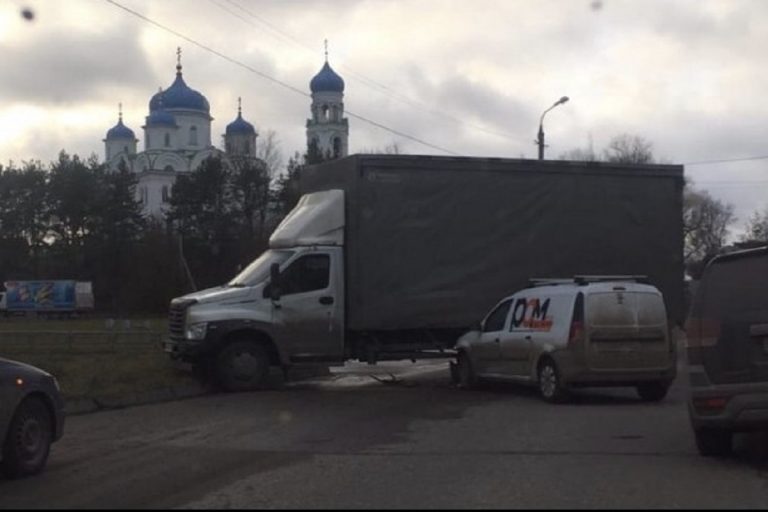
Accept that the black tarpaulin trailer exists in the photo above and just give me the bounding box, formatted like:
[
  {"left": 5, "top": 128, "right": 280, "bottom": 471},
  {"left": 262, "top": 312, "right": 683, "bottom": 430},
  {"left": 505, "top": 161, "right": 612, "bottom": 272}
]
[{"left": 299, "top": 155, "right": 685, "bottom": 334}]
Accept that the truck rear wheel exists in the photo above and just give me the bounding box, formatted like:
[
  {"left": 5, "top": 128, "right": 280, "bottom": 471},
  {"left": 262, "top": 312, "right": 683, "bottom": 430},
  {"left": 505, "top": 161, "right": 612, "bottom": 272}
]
[{"left": 215, "top": 340, "right": 270, "bottom": 392}]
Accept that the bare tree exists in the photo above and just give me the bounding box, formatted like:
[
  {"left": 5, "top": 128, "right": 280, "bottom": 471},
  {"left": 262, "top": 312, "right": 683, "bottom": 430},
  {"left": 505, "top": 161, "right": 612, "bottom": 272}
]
[
  {"left": 559, "top": 146, "right": 599, "bottom": 162},
  {"left": 603, "top": 134, "right": 655, "bottom": 164},
  {"left": 683, "top": 187, "right": 735, "bottom": 274},
  {"left": 742, "top": 208, "right": 768, "bottom": 243},
  {"left": 257, "top": 130, "right": 283, "bottom": 180},
  {"left": 560, "top": 134, "right": 655, "bottom": 164},
  {"left": 359, "top": 142, "right": 403, "bottom": 155}
]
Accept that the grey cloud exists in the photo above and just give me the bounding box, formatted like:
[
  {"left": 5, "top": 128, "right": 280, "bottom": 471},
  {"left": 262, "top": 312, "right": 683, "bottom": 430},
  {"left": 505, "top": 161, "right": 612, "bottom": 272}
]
[{"left": 0, "top": 24, "right": 154, "bottom": 105}]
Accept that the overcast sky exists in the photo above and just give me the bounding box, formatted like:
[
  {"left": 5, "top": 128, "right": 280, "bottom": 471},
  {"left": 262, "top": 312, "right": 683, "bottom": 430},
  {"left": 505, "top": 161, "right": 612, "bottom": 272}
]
[{"left": 1, "top": 0, "right": 766, "bottom": 234}]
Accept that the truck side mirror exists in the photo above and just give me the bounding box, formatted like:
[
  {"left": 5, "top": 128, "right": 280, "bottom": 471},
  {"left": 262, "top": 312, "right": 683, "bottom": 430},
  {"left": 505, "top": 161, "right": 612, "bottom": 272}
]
[{"left": 269, "top": 263, "right": 282, "bottom": 301}]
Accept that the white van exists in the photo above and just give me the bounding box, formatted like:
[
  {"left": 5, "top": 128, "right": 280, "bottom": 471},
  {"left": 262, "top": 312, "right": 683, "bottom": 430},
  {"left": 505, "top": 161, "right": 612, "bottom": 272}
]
[{"left": 453, "top": 276, "right": 677, "bottom": 402}]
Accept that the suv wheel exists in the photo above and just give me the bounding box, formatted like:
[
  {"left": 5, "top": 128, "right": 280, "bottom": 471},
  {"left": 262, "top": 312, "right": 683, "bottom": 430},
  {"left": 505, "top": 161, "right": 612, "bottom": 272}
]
[
  {"left": 538, "top": 359, "right": 569, "bottom": 403},
  {"left": 1, "top": 397, "right": 53, "bottom": 479},
  {"left": 216, "top": 341, "right": 270, "bottom": 392},
  {"left": 636, "top": 382, "right": 669, "bottom": 402},
  {"left": 694, "top": 428, "right": 733, "bottom": 457}
]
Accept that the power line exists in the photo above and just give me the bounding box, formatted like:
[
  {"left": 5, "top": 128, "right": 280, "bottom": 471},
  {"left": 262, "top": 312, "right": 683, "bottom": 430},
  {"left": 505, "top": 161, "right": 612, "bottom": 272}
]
[
  {"left": 684, "top": 155, "right": 768, "bottom": 166},
  {"left": 213, "top": 0, "right": 523, "bottom": 143},
  {"left": 104, "top": 0, "right": 460, "bottom": 156}
]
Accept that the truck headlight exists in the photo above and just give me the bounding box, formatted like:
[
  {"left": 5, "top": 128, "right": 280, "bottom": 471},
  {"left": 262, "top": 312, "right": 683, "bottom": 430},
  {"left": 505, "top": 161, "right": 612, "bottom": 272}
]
[{"left": 185, "top": 322, "right": 208, "bottom": 341}]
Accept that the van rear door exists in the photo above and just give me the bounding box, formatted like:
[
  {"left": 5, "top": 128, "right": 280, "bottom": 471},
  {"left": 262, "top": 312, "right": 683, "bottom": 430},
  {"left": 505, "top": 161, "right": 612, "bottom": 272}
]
[
  {"left": 696, "top": 251, "right": 768, "bottom": 385},
  {"left": 585, "top": 289, "right": 671, "bottom": 371}
]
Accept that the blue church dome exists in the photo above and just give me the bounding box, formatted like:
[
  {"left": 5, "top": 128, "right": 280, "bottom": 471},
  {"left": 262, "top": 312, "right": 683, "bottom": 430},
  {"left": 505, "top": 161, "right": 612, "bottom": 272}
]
[
  {"left": 149, "top": 66, "right": 210, "bottom": 113},
  {"left": 106, "top": 117, "right": 135, "bottom": 140},
  {"left": 226, "top": 111, "right": 255, "bottom": 135},
  {"left": 310, "top": 61, "right": 345, "bottom": 94},
  {"left": 145, "top": 109, "right": 177, "bottom": 127}
]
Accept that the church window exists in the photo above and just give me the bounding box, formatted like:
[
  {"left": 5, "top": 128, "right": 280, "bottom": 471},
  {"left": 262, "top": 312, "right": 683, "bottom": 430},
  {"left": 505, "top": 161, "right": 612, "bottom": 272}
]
[
  {"left": 164, "top": 165, "right": 174, "bottom": 173},
  {"left": 322, "top": 105, "right": 329, "bottom": 121},
  {"left": 189, "top": 126, "right": 198, "bottom": 146},
  {"left": 162, "top": 186, "right": 170, "bottom": 202},
  {"left": 140, "top": 186, "right": 148, "bottom": 205},
  {"left": 124, "top": 145, "right": 129, "bottom": 154},
  {"left": 164, "top": 133, "right": 171, "bottom": 147},
  {"left": 333, "top": 137, "right": 342, "bottom": 158}
]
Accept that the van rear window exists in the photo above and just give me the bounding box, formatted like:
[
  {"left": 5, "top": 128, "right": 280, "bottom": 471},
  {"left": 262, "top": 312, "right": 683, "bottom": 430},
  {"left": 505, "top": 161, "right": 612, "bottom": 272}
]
[{"left": 587, "top": 292, "right": 666, "bottom": 327}]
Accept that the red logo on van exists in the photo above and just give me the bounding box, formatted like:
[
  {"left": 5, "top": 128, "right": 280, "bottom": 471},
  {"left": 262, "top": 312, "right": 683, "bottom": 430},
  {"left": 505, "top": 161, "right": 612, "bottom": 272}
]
[{"left": 512, "top": 298, "right": 553, "bottom": 331}]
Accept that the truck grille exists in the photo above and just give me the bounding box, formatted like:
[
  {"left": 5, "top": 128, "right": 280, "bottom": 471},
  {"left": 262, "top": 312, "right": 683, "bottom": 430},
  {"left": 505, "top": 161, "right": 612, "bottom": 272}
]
[{"left": 168, "top": 299, "right": 196, "bottom": 340}]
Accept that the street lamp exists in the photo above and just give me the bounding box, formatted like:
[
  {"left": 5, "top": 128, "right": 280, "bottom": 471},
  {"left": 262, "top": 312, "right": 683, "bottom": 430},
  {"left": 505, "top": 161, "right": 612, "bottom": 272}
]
[{"left": 536, "top": 96, "right": 569, "bottom": 160}]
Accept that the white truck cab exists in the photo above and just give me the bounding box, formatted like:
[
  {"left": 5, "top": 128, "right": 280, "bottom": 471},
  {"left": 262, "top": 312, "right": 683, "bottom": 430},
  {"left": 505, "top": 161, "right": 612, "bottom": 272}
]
[{"left": 164, "top": 190, "right": 347, "bottom": 391}]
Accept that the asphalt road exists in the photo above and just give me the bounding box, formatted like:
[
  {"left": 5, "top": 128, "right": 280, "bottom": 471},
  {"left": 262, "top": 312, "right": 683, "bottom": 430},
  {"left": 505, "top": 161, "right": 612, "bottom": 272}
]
[{"left": 2, "top": 360, "right": 768, "bottom": 509}]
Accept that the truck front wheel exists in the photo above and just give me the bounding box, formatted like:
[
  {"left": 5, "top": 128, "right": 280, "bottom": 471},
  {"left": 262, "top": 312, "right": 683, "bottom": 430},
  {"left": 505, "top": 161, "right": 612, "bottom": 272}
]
[{"left": 215, "top": 340, "right": 270, "bottom": 392}]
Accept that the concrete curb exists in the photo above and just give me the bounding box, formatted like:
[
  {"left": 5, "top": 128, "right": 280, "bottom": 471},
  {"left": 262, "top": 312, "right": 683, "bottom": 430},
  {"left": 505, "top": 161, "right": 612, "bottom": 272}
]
[
  {"left": 65, "top": 382, "right": 208, "bottom": 416},
  {"left": 63, "top": 368, "right": 329, "bottom": 416}
]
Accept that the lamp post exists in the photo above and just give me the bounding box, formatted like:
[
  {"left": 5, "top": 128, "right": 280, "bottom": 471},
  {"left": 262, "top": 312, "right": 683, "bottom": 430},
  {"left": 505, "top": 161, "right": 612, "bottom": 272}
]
[{"left": 536, "top": 96, "right": 569, "bottom": 160}]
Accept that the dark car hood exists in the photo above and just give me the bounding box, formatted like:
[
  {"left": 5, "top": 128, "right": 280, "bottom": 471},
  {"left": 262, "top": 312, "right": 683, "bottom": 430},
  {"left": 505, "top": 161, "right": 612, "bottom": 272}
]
[{"left": 0, "top": 357, "right": 51, "bottom": 378}]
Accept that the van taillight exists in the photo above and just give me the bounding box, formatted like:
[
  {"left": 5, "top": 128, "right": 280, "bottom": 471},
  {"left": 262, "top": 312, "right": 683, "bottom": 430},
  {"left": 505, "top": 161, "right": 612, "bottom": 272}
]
[
  {"left": 569, "top": 321, "right": 584, "bottom": 345},
  {"left": 569, "top": 292, "right": 585, "bottom": 345}
]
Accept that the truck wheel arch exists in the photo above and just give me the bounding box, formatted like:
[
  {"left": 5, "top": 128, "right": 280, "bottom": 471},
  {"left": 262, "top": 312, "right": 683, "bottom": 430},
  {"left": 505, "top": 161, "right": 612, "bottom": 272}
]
[{"left": 218, "top": 329, "right": 282, "bottom": 367}]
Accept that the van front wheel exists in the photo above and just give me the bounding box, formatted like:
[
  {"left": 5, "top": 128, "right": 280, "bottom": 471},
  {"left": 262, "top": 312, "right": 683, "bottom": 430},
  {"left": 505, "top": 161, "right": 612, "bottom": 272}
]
[
  {"left": 636, "top": 382, "right": 669, "bottom": 402},
  {"left": 456, "top": 352, "right": 478, "bottom": 389},
  {"left": 538, "top": 359, "right": 568, "bottom": 403}
]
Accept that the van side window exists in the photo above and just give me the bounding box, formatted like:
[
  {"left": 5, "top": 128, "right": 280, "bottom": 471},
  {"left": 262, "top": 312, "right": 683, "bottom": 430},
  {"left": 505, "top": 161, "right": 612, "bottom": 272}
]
[
  {"left": 484, "top": 299, "right": 513, "bottom": 332},
  {"left": 280, "top": 255, "right": 330, "bottom": 295}
]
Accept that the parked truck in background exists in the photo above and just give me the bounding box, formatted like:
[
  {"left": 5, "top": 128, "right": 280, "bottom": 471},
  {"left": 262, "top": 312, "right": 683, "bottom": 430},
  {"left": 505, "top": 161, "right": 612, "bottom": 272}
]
[
  {"left": 164, "top": 155, "right": 685, "bottom": 391},
  {"left": 0, "top": 280, "right": 94, "bottom": 317}
]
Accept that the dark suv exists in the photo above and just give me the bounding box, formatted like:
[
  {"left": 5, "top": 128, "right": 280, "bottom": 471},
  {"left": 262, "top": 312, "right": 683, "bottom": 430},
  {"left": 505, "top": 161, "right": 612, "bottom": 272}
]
[{"left": 686, "top": 246, "right": 768, "bottom": 456}]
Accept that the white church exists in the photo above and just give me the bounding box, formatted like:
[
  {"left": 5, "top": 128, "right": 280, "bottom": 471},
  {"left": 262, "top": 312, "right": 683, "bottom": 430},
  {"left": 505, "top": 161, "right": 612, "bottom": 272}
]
[{"left": 103, "top": 48, "right": 349, "bottom": 217}]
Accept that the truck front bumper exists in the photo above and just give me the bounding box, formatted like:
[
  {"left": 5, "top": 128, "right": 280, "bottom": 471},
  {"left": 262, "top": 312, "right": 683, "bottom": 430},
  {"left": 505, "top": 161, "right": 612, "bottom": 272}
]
[{"left": 163, "top": 337, "right": 207, "bottom": 361}]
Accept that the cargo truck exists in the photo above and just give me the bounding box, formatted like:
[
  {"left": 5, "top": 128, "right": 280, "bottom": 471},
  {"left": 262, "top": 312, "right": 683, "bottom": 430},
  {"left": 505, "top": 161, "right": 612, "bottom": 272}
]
[
  {"left": 0, "top": 280, "right": 94, "bottom": 317},
  {"left": 164, "top": 155, "right": 685, "bottom": 391}
]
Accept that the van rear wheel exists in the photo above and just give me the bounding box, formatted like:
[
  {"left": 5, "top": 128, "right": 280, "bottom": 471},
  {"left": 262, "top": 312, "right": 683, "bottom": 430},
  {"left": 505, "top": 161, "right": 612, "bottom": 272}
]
[
  {"left": 694, "top": 428, "right": 733, "bottom": 457},
  {"left": 636, "top": 382, "right": 669, "bottom": 402}
]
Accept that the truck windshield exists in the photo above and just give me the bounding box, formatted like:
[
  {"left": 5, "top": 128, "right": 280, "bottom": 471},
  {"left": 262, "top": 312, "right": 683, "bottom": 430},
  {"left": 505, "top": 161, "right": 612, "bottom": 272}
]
[{"left": 228, "top": 250, "right": 295, "bottom": 287}]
